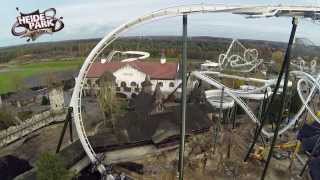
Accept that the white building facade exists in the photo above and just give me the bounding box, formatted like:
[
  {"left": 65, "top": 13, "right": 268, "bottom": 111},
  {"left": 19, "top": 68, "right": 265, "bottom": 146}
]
[{"left": 84, "top": 61, "right": 181, "bottom": 98}]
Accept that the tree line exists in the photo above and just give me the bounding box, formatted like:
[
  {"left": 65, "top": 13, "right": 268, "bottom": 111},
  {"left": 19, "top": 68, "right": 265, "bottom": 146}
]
[{"left": 0, "top": 36, "right": 298, "bottom": 64}]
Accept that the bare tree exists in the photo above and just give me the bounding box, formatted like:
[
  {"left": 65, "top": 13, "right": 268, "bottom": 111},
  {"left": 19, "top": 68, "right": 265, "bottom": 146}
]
[{"left": 97, "top": 71, "right": 121, "bottom": 128}]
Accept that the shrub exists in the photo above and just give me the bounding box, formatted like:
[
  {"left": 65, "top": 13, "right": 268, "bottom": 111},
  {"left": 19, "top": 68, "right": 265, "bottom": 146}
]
[
  {"left": 36, "top": 152, "right": 72, "bottom": 180},
  {"left": 0, "top": 106, "right": 17, "bottom": 130},
  {"left": 17, "top": 111, "right": 33, "bottom": 121},
  {"left": 41, "top": 96, "right": 50, "bottom": 105}
]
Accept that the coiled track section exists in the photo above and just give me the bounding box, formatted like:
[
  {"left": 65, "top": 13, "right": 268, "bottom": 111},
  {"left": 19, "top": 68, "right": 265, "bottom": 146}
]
[
  {"left": 192, "top": 70, "right": 320, "bottom": 138},
  {"left": 70, "top": 4, "right": 320, "bottom": 173}
]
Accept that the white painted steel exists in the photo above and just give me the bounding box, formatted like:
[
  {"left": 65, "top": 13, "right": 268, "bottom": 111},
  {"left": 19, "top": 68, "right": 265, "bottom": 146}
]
[
  {"left": 218, "top": 39, "right": 264, "bottom": 72},
  {"left": 193, "top": 71, "right": 274, "bottom": 137},
  {"left": 102, "top": 50, "right": 150, "bottom": 63},
  {"left": 121, "top": 51, "right": 150, "bottom": 62},
  {"left": 205, "top": 89, "right": 235, "bottom": 109},
  {"left": 193, "top": 70, "right": 320, "bottom": 138},
  {"left": 205, "top": 89, "right": 273, "bottom": 100},
  {"left": 70, "top": 4, "right": 320, "bottom": 172}
]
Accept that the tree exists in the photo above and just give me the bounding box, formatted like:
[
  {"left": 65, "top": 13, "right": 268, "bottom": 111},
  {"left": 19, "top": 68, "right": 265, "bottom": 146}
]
[
  {"left": 36, "top": 152, "right": 72, "bottom": 180},
  {"left": 0, "top": 106, "right": 17, "bottom": 130},
  {"left": 97, "top": 71, "right": 124, "bottom": 128},
  {"left": 271, "top": 50, "right": 284, "bottom": 72}
]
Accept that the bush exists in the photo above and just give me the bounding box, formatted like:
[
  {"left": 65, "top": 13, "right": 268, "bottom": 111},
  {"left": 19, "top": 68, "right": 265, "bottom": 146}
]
[
  {"left": 17, "top": 111, "right": 33, "bottom": 120},
  {"left": 36, "top": 152, "right": 72, "bottom": 180},
  {"left": 0, "top": 106, "right": 17, "bottom": 130},
  {"left": 233, "top": 79, "right": 245, "bottom": 89},
  {"left": 41, "top": 96, "right": 50, "bottom": 105}
]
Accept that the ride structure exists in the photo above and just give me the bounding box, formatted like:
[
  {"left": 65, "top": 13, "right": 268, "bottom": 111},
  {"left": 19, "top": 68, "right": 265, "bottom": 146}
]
[
  {"left": 201, "top": 39, "right": 265, "bottom": 73},
  {"left": 101, "top": 50, "right": 150, "bottom": 63},
  {"left": 64, "top": 3, "right": 320, "bottom": 180}
]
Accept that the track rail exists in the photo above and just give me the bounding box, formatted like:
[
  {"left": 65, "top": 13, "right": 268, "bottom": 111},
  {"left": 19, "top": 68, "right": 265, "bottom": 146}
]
[
  {"left": 70, "top": 4, "right": 320, "bottom": 173},
  {"left": 193, "top": 70, "right": 320, "bottom": 138}
]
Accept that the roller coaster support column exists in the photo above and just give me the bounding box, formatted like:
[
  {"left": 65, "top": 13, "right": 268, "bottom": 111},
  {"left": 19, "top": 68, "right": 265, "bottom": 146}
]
[
  {"left": 214, "top": 86, "right": 224, "bottom": 153},
  {"left": 232, "top": 104, "right": 237, "bottom": 129},
  {"left": 178, "top": 14, "right": 188, "bottom": 180},
  {"left": 244, "top": 17, "right": 298, "bottom": 163},
  {"left": 56, "top": 107, "right": 74, "bottom": 153},
  {"left": 261, "top": 17, "right": 298, "bottom": 180}
]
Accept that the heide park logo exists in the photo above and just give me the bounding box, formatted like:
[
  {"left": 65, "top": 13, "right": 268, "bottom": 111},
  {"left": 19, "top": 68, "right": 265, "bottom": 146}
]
[{"left": 11, "top": 7, "right": 64, "bottom": 42}]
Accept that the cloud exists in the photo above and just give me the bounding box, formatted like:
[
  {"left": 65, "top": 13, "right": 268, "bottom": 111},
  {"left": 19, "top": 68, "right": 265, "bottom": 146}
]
[{"left": 2, "top": 0, "right": 320, "bottom": 47}]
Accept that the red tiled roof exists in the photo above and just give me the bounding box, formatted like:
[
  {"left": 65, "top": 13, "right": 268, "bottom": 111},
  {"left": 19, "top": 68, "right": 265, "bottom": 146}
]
[
  {"left": 87, "top": 62, "right": 123, "bottom": 78},
  {"left": 87, "top": 61, "right": 179, "bottom": 80}
]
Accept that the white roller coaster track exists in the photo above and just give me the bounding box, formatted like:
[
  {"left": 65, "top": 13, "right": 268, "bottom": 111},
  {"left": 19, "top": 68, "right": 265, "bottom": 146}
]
[
  {"left": 193, "top": 70, "right": 320, "bottom": 138},
  {"left": 70, "top": 4, "right": 320, "bottom": 172},
  {"left": 205, "top": 89, "right": 273, "bottom": 101},
  {"left": 291, "top": 58, "right": 318, "bottom": 72},
  {"left": 193, "top": 71, "right": 275, "bottom": 137},
  {"left": 292, "top": 71, "right": 320, "bottom": 124},
  {"left": 102, "top": 50, "right": 150, "bottom": 63},
  {"left": 218, "top": 39, "right": 264, "bottom": 72}
]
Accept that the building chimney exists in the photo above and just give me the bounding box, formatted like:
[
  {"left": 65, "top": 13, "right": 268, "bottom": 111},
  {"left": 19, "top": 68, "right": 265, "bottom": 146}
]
[{"left": 160, "top": 50, "right": 166, "bottom": 64}]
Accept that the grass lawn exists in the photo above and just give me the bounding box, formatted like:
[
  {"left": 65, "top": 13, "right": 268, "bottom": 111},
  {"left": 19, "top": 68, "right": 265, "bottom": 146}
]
[
  {"left": 0, "top": 58, "right": 84, "bottom": 94},
  {"left": 0, "top": 57, "right": 203, "bottom": 94}
]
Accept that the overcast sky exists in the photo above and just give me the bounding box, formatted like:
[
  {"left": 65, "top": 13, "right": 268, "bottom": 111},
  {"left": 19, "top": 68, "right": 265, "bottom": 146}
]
[{"left": 1, "top": 0, "right": 320, "bottom": 47}]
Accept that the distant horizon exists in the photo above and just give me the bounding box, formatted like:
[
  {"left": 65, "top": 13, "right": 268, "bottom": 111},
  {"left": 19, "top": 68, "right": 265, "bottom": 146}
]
[{"left": 0, "top": 35, "right": 291, "bottom": 49}]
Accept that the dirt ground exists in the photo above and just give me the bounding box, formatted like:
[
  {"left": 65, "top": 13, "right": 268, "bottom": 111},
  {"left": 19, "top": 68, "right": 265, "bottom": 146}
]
[
  {"left": 0, "top": 97, "right": 104, "bottom": 165},
  {"left": 0, "top": 122, "right": 75, "bottom": 165},
  {"left": 116, "top": 115, "right": 310, "bottom": 180},
  {"left": 0, "top": 98, "right": 312, "bottom": 179}
]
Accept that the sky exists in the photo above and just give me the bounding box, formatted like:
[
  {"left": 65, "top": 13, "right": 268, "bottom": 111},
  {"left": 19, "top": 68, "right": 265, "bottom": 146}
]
[{"left": 1, "top": 0, "right": 320, "bottom": 47}]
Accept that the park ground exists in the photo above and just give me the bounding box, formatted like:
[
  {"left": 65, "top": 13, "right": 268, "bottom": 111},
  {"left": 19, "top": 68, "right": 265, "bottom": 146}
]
[
  {"left": 0, "top": 56, "right": 201, "bottom": 94},
  {"left": 0, "top": 58, "right": 84, "bottom": 93}
]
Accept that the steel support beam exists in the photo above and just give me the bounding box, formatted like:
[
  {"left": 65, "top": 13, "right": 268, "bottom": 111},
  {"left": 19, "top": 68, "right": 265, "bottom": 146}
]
[
  {"left": 261, "top": 17, "right": 298, "bottom": 180},
  {"left": 56, "top": 107, "right": 73, "bottom": 153},
  {"left": 178, "top": 14, "right": 188, "bottom": 180}
]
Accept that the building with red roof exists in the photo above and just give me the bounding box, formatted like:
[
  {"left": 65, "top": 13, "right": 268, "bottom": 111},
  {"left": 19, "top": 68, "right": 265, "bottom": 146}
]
[{"left": 84, "top": 59, "right": 181, "bottom": 98}]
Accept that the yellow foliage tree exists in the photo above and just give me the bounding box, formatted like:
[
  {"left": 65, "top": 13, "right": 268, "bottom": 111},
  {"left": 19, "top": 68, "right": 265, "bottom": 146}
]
[{"left": 271, "top": 51, "right": 284, "bottom": 72}]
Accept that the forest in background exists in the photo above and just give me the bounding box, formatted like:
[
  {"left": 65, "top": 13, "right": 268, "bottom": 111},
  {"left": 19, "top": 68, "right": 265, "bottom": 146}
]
[
  {"left": 0, "top": 36, "right": 292, "bottom": 64},
  {"left": 1, "top": 36, "right": 319, "bottom": 65},
  {"left": 0, "top": 36, "right": 319, "bottom": 93}
]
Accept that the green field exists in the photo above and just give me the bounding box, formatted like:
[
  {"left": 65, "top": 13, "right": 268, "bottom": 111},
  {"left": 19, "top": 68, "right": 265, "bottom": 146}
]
[
  {"left": 0, "top": 58, "right": 84, "bottom": 94},
  {"left": 0, "top": 56, "right": 201, "bottom": 94}
]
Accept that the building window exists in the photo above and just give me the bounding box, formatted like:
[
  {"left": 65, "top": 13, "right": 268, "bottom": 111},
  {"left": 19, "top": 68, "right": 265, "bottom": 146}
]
[
  {"left": 96, "top": 79, "right": 100, "bottom": 86},
  {"left": 87, "top": 79, "right": 92, "bottom": 86},
  {"left": 124, "top": 87, "right": 131, "bottom": 92},
  {"left": 120, "top": 81, "right": 127, "bottom": 87},
  {"left": 169, "top": 82, "right": 175, "bottom": 87},
  {"left": 130, "top": 81, "right": 137, "bottom": 87},
  {"left": 158, "top": 82, "right": 163, "bottom": 87}
]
